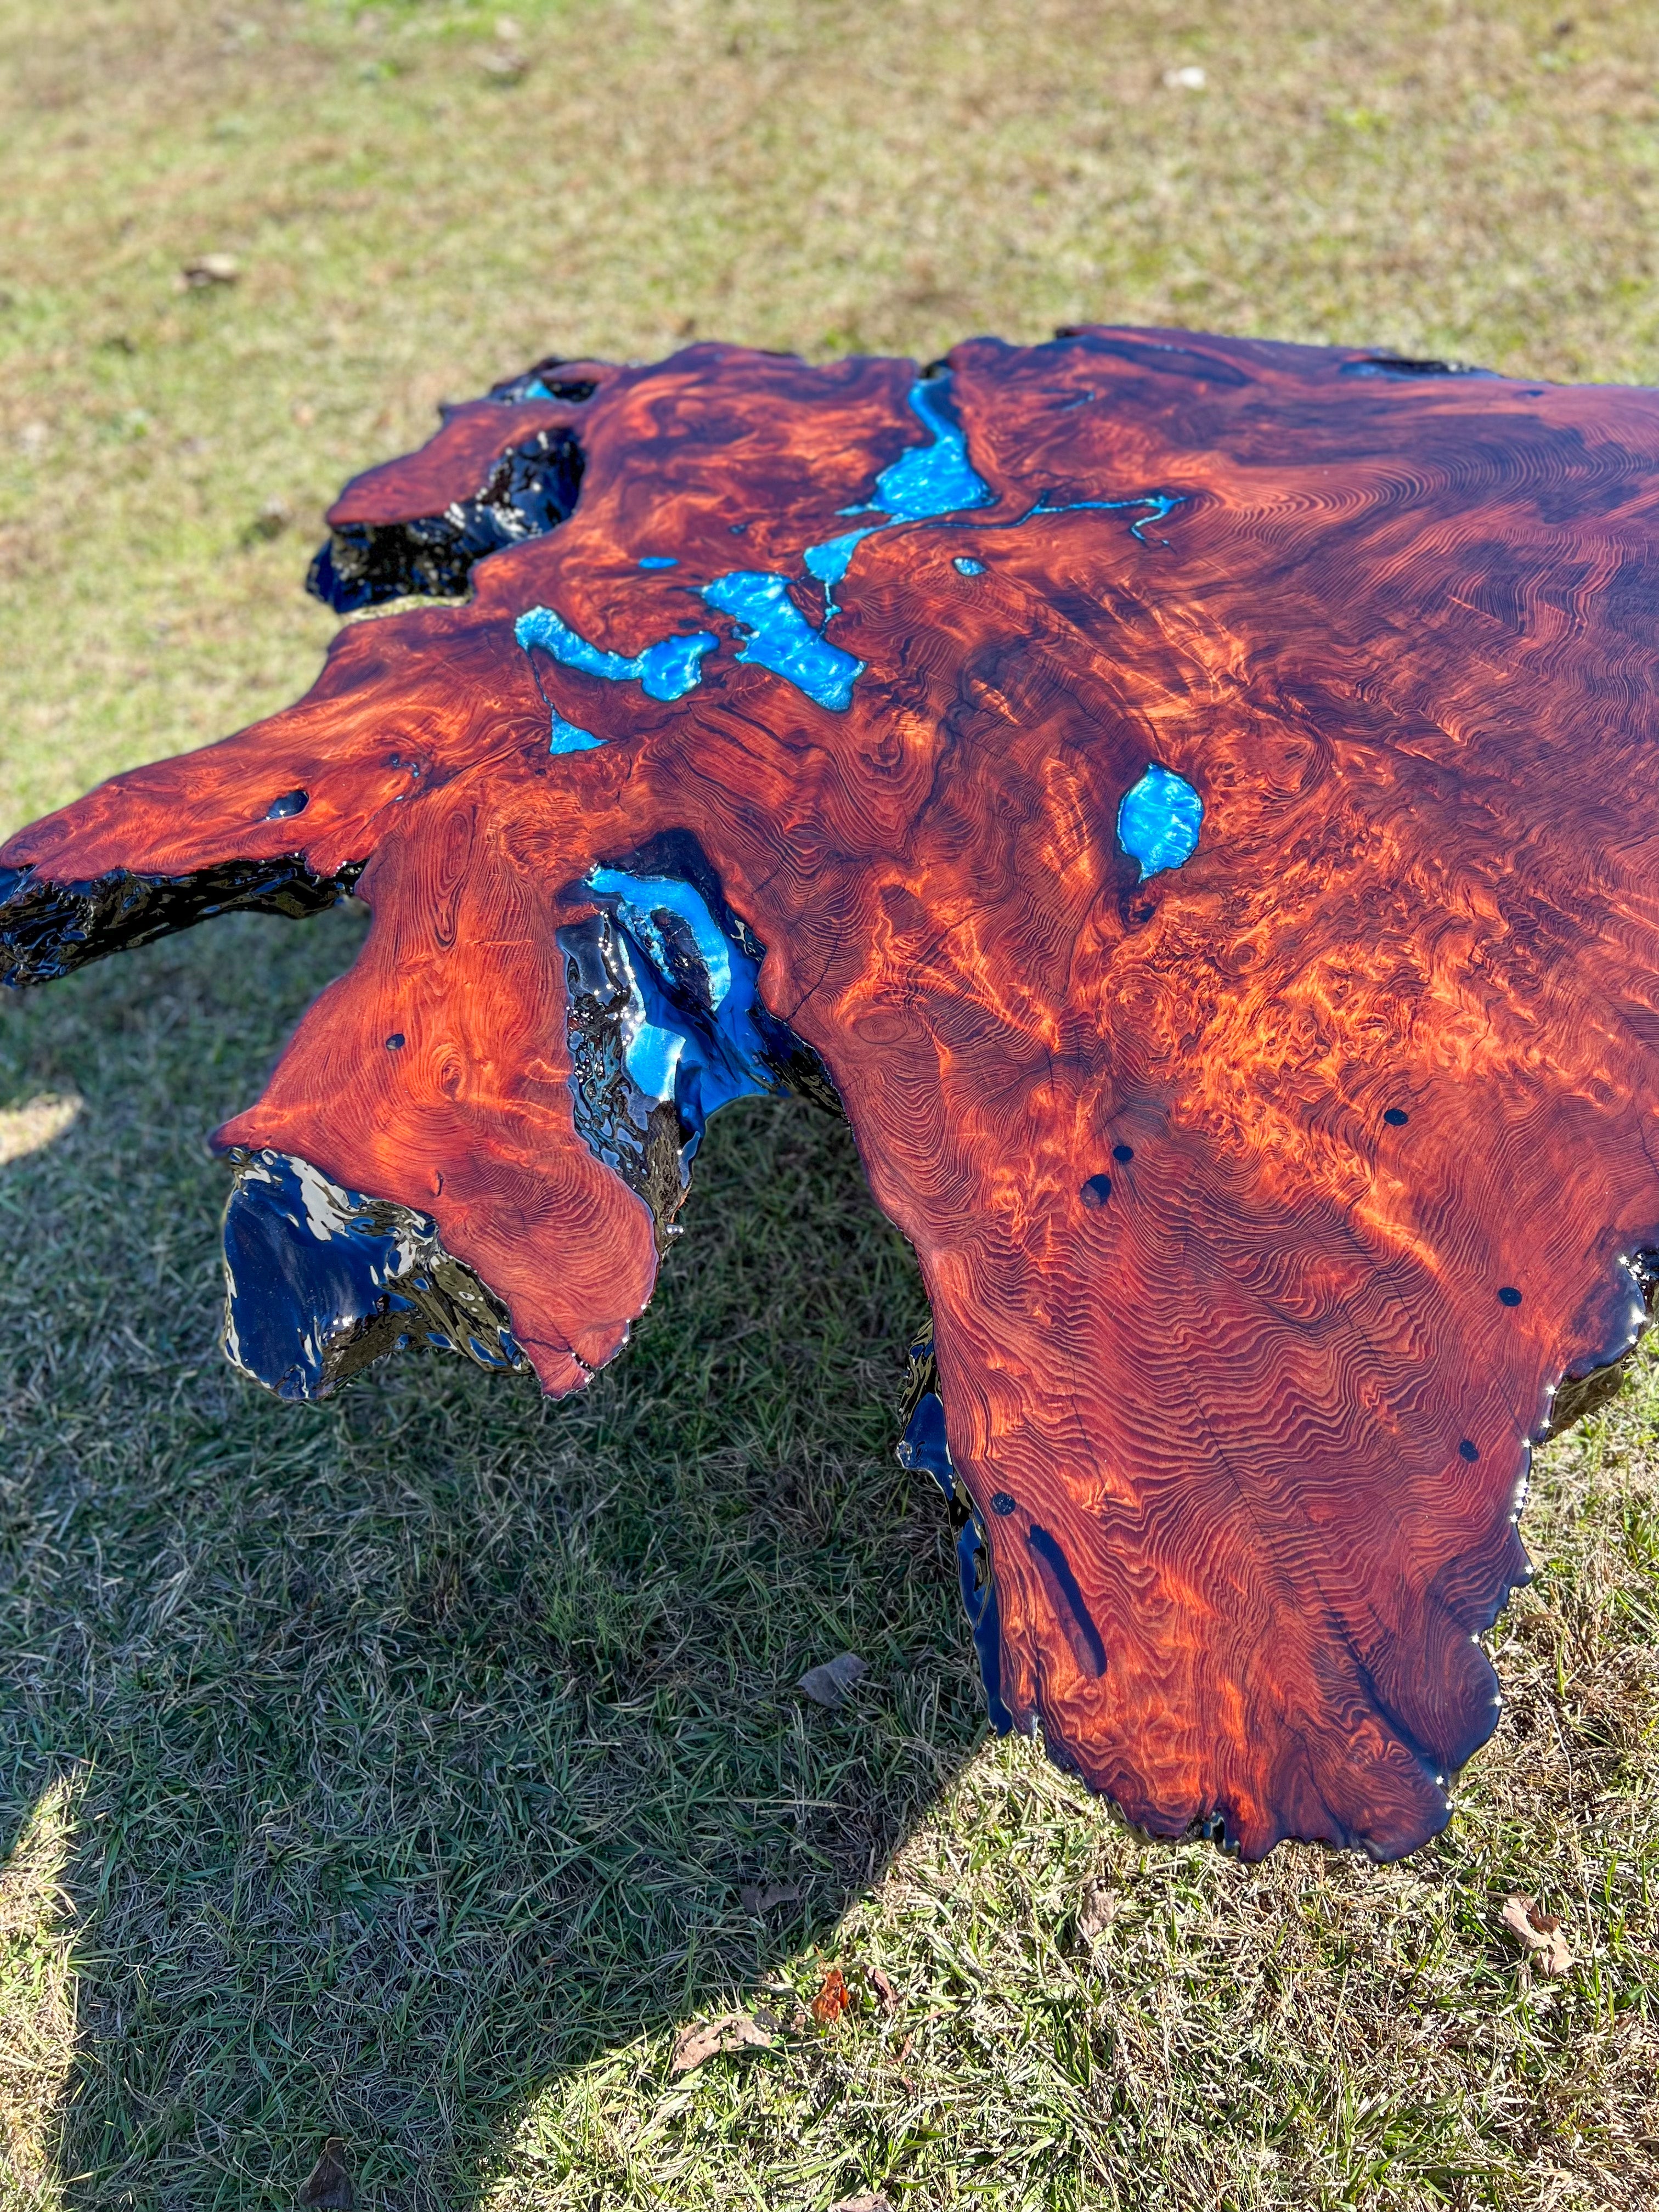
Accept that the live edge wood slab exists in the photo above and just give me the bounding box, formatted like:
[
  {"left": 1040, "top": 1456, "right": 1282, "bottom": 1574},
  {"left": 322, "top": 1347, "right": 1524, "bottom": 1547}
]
[{"left": 5, "top": 326, "right": 1659, "bottom": 1863}]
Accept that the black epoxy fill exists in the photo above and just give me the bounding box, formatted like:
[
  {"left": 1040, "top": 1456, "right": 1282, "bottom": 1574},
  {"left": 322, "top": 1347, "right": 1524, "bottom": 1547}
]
[
  {"left": 0, "top": 855, "right": 363, "bottom": 989},
  {"left": 221, "top": 1149, "right": 526, "bottom": 1401},
  {"left": 896, "top": 1323, "right": 1013, "bottom": 1730},
  {"left": 1027, "top": 1523, "right": 1108, "bottom": 1678},
  {"left": 308, "top": 426, "right": 585, "bottom": 614}
]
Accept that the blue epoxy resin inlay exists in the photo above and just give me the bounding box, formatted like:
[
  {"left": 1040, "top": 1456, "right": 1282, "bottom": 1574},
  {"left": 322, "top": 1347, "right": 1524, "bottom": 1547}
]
[
  {"left": 548, "top": 713, "right": 602, "bottom": 755},
  {"left": 1117, "top": 763, "right": 1203, "bottom": 879},
  {"left": 582, "top": 866, "right": 780, "bottom": 1132},
  {"left": 868, "top": 376, "right": 995, "bottom": 522},
  {"left": 1126, "top": 493, "right": 1183, "bottom": 541},
  {"left": 559, "top": 842, "right": 843, "bottom": 1231},
  {"left": 796, "top": 374, "right": 1176, "bottom": 628},
  {"left": 803, "top": 526, "right": 881, "bottom": 592},
  {"left": 515, "top": 604, "right": 718, "bottom": 702},
  {"left": 522, "top": 378, "right": 1181, "bottom": 735},
  {"left": 588, "top": 867, "right": 735, "bottom": 1008},
  {"left": 798, "top": 374, "right": 993, "bottom": 616},
  {"left": 701, "top": 572, "right": 865, "bottom": 712}
]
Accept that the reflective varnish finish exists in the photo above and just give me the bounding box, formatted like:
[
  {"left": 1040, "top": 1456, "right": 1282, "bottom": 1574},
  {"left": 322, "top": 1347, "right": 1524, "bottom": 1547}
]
[{"left": 7, "top": 326, "right": 1659, "bottom": 1861}]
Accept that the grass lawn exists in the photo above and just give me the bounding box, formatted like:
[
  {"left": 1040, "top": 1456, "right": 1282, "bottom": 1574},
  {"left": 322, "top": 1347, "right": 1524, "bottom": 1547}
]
[{"left": 1, "top": 2, "right": 1657, "bottom": 2205}]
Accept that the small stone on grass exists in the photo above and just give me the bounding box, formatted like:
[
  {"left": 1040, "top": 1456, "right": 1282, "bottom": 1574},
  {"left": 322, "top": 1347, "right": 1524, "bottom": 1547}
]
[
  {"left": 740, "top": 1878, "right": 801, "bottom": 1916},
  {"left": 246, "top": 497, "right": 292, "bottom": 543}
]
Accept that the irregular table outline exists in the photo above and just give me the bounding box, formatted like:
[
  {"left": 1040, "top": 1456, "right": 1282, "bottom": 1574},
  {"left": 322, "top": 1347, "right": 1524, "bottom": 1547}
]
[{"left": 5, "top": 326, "right": 1657, "bottom": 1864}]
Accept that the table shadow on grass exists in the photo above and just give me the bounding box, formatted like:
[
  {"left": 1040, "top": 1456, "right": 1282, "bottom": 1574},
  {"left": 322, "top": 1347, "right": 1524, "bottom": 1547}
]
[{"left": 0, "top": 906, "right": 989, "bottom": 2210}]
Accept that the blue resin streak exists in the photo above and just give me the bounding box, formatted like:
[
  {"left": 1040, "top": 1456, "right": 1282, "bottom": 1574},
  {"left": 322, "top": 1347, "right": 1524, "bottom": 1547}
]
[
  {"left": 796, "top": 374, "right": 1177, "bottom": 633},
  {"left": 1037, "top": 490, "right": 1184, "bottom": 543},
  {"left": 868, "top": 377, "right": 995, "bottom": 521},
  {"left": 584, "top": 868, "right": 780, "bottom": 1133},
  {"left": 515, "top": 605, "right": 718, "bottom": 702},
  {"left": 637, "top": 555, "right": 678, "bottom": 569},
  {"left": 701, "top": 572, "right": 864, "bottom": 712},
  {"left": 1118, "top": 763, "right": 1204, "bottom": 879},
  {"left": 799, "top": 374, "right": 991, "bottom": 616},
  {"left": 548, "top": 713, "right": 602, "bottom": 755}
]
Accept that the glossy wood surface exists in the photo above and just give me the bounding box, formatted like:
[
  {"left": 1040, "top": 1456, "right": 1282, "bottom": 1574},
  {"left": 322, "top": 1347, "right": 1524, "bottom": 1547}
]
[{"left": 10, "top": 328, "right": 1659, "bottom": 1859}]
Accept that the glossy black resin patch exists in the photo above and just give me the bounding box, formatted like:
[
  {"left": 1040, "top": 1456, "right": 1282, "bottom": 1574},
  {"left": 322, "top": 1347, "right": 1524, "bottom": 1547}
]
[
  {"left": 308, "top": 426, "right": 584, "bottom": 613},
  {"left": 222, "top": 1149, "right": 527, "bottom": 1401},
  {"left": 0, "top": 856, "right": 362, "bottom": 988}
]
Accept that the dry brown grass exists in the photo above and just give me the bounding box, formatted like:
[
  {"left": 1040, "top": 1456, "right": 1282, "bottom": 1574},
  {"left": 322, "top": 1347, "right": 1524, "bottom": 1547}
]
[{"left": 0, "top": 1777, "right": 80, "bottom": 2212}]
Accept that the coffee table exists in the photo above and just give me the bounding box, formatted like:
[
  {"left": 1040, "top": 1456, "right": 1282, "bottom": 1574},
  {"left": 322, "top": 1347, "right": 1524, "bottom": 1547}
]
[{"left": 6, "top": 325, "right": 1656, "bottom": 1861}]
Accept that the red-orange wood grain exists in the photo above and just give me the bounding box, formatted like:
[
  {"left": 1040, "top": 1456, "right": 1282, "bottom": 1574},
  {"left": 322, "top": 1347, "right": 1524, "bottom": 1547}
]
[{"left": 10, "top": 329, "right": 1659, "bottom": 1858}]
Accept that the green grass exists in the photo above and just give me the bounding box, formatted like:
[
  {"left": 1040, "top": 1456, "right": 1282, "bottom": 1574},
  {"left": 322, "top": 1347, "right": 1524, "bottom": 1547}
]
[{"left": 1, "top": 2, "right": 1657, "bottom": 2205}]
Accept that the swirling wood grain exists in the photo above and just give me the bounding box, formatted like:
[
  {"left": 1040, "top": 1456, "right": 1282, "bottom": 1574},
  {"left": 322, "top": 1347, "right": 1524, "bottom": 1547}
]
[{"left": 8, "top": 328, "right": 1659, "bottom": 1859}]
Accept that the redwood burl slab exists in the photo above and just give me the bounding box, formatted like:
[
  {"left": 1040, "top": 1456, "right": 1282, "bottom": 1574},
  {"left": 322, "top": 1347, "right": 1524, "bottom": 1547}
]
[{"left": 7, "top": 329, "right": 1659, "bottom": 1861}]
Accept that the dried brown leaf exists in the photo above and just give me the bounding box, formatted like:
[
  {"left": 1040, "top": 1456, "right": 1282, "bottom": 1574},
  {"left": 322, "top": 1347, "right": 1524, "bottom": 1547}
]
[
  {"left": 1078, "top": 1881, "right": 1119, "bottom": 1943},
  {"left": 739, "top": 1879, "right": 802, "bottom": 1916},
  {"left": 797, "top": 1652, "right": 867, "bottom": 1707},
  {"left": 298, "top": 2136, "right": 354, "bottom": 2211},
  {"left": 867, "top": 1963, "right": 900, "bottom": 2013},
  {"left": 669, "top": 2011, "right": 773, "bottom": 2075},
  {"left": 1500, "top": 1893, "right": 1574, "bottom": 1977}
]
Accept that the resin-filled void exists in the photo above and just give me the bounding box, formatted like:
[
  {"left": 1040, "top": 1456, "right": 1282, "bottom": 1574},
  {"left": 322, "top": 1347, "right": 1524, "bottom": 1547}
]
[
  {"left": 7, "top": 325, "right": 1659, "bottom": 1864},
  {"left": 1118, "top": 763, "right": 1203, "bottom": 879}
]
